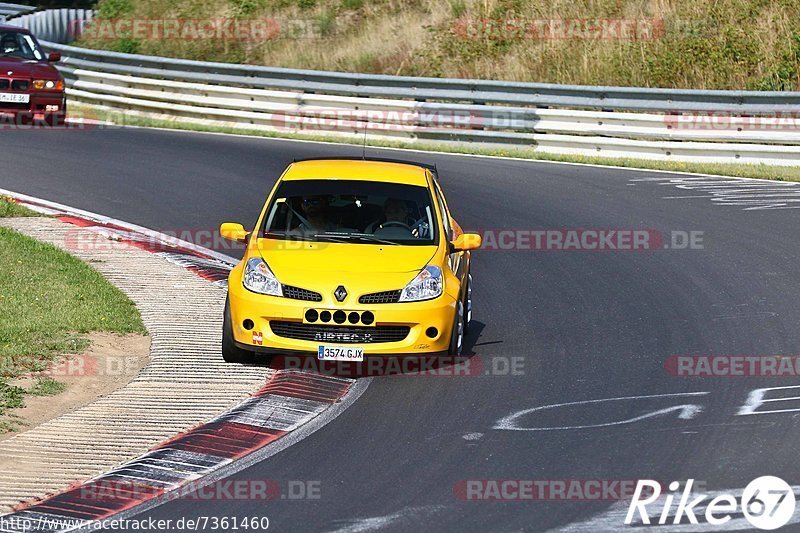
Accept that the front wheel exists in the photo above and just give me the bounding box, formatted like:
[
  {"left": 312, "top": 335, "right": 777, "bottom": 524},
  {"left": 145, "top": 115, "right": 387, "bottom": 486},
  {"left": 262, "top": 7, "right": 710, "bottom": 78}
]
[
  {"left": 449, "top": 300, "right": 465, "bottom": 356},
  {"left": 463, "top": 273, "right": 473, "bottom": 335},
  {"left": 222, "top": 296, "right": 255, "bottom": 364}
]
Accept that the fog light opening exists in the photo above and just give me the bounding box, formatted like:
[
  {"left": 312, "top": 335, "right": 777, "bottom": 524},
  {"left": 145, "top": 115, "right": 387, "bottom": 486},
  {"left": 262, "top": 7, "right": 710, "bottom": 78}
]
[
  {"left": 243, "top": 319, "right": 254, "bottom": 331},
  {"left": 348, "top": 311, "right": 360, "bottom": 324},
  {"left": 361, "top": 311, "right": 374, "bottom": 325},
  {"left": 305, "top": 309, "right": 319, "bottom": 322},
  {"left": 333, "top": 310, "right": 347, "bottom": 324},
  {"left": 320, "top": 311, "right": 332, "bottom": 323},
  {"left": 425, "top": 327, "right": 438, "bottom": 338}
]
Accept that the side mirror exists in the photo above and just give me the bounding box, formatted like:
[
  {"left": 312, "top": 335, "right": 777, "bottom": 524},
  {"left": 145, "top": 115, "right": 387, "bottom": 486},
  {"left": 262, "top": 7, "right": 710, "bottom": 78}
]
[
  {"left": 220, "top": 222, "right": 249, "bottom": 243},
  {"left": 48, "top": 52, "right": 61, "bottom": 62},
  {"left": 450, "top": 233, "right": 482, "bottom": 252}
]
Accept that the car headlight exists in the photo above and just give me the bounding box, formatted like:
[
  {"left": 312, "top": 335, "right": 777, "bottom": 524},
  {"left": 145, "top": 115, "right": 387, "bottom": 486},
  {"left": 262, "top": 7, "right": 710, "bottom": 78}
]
[
  {"left": 32, "top": 80, "right": 63, "bottom": 90},
  {"left": 243, "top": 257, "right": 283, "bottom": 296},
  {"left": 399, "top": 265, "right": 443, "bottom": 302}
]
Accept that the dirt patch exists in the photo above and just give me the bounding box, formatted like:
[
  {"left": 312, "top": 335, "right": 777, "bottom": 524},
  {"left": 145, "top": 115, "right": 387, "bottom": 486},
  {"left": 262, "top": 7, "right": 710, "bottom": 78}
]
[{"left": 1, "top": 332, "right": 150, "bottom": 442}]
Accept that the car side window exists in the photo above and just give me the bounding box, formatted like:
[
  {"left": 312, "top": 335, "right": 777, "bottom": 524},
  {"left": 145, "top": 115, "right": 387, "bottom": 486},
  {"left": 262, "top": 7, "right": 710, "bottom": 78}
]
[{"left": 432, "top": 179, "right": 452, "bottom": 241}]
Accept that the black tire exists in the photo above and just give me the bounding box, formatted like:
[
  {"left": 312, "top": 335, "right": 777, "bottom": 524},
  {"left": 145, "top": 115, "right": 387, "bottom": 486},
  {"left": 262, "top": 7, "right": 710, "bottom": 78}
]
[
  {"left": 222, "top": 296, "right": 255, "bottom": 364},
  {"left": 463, "top": 273, "right": 473, "bottom": 336},
  {"left": 448, "top": 300, "right": 465, "bottom": 356}
]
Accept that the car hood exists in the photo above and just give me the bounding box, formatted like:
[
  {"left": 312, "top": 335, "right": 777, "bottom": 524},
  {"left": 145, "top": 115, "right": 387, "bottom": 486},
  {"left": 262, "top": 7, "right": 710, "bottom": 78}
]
[
  {"left": 0, "top": 57, "right": 59, "bottom": 78},
  {"left": 255, "top": 238, "right": 438, "bottom": 294}
]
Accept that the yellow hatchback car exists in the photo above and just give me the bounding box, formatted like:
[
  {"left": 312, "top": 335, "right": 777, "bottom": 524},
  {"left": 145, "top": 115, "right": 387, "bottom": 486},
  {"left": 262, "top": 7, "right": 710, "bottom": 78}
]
[{"left": 219, "top": 157, "right": 481, "bottom": 364}]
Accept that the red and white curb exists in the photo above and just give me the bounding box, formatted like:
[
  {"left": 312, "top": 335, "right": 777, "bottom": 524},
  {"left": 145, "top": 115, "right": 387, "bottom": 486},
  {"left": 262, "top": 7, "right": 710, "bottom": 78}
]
[
  {"left": 2, "top": 372, "right": 357, "bottom": 533},
  {"left": 0, "top": 190, "right": 370, "bottom": 533}
]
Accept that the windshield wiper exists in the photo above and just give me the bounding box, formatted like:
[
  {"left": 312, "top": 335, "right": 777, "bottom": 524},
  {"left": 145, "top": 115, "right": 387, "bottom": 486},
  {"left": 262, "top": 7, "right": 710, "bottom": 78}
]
[
  {"left": 263, "top": 231, "right": 312, "bottom": 241},
  {"left": 314, "top": 233, "right": 400, "bottom": 246}
]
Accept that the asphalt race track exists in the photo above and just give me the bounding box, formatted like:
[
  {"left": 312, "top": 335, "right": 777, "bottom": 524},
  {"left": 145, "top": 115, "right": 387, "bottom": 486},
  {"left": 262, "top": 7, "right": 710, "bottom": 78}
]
[{"left": 3, "top": 127, "right": 800, "bottom": 532}]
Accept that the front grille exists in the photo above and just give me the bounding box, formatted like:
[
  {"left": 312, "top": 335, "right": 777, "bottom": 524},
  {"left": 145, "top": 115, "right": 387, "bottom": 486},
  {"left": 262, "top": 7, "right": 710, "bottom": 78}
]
[
  {"left": 282, "top": 284, "right": 322, "bottom": 302},
  {"left": 0, "top": 78, "right": 31, "bottom": 93},
  {"left": 270, "top": 321, "right": 409, "bottom": 344},
  {"left": 359, "top": 290, "right": 402, "bottom": 304}
]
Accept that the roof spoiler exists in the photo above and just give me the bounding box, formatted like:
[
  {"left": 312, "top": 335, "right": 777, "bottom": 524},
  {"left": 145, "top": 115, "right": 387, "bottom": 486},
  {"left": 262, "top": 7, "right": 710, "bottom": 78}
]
[{"left": 292, "top": 156, "right": 438, "bottom": 178}]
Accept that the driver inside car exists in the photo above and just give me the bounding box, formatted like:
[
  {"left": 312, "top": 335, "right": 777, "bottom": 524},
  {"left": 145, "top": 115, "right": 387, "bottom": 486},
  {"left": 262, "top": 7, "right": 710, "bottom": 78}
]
[
  {"left": 369, "top": 198, "right": 419, "bottom": 237},
  {"left": 1, "top": 34, "right": 19, "bottom": 55},
  {"left": 383, "top": 198, "right": 410, "bottom": 226}
]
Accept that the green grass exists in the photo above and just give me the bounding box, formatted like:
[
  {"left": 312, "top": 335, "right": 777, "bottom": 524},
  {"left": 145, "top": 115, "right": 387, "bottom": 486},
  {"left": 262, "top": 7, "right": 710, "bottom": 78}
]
[
  {"left": 78, "top": 104, "right": 800, "bottom": 183},
  {"left": 0, "top": 198, "right": 38, "bottom": 218},
  {"left": 28, "top": 377, "right": 67, "bottom": 397},
  {"left": 0, "top": 220, "right": 146, "bottom": 431}
]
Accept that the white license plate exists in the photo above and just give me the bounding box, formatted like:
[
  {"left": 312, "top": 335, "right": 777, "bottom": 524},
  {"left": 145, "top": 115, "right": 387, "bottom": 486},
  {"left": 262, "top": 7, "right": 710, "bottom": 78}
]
[
  {"left": 0, "top": 93, "right": 30, "bottom": 103},
  {"left": 317, "top": 345, "right": 364, "bottom": 362}
]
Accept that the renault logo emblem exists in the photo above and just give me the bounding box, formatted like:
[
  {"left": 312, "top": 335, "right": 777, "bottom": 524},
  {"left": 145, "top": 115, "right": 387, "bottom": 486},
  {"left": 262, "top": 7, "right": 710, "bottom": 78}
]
[{"left": 334, "top": 285, "right": 348, "bottom": 302}]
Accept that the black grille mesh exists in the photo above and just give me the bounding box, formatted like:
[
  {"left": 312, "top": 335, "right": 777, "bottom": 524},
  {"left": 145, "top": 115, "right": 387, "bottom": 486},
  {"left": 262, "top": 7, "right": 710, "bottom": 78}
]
[
  {"left": 282, "top": 285, "right": 322, "bottom": 302},
  {"left": 358, "top": 290, "right": 402, "bottom": 304},
  {"left": 269, "top": 321, "right": 409, "bottom": 344}
]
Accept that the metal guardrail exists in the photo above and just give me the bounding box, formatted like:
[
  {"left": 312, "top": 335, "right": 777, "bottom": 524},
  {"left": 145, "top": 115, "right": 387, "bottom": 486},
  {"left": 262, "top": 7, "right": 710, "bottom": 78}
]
[
  {"left": 6, "top": 9, "right": 800, "bottom": 166},
  {"left": 6, "top": 8, "right": 92, "bottom": 43},
  {"left": 41, "top": 42, "right": 800, "bottom": 114},
  {"left": 0, "top": 2, "right": 33, "bottom": 21}
]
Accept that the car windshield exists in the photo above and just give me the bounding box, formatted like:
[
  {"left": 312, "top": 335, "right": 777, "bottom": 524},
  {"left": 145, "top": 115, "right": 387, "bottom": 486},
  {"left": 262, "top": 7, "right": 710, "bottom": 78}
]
[
  {"left": 262, "top": 179, "right": 438, "bottom": 245},
  {"left": 0, "top": 30, "right": 43, "bottom": 61}
]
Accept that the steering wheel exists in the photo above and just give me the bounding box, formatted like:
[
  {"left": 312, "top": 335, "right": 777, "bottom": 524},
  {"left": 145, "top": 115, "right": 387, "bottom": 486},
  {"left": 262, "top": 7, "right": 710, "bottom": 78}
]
[{"left": 379, "top": 221, "right": 412, "bottom": 231}]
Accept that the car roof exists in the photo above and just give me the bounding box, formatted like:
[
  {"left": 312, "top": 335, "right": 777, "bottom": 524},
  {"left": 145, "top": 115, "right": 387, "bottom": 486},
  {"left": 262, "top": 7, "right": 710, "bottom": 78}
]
[
  {"left": 0, "top": 25, "right": 30, "bottom": 33},
  {"left": 283, "top": 158, "right": 431, "bottom": 187}
]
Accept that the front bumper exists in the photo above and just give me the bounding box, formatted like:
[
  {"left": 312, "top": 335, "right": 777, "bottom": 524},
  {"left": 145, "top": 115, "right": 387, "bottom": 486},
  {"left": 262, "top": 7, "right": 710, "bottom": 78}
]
[
  {"left": 229, "top": 284, "right": 457, "bottom": 355},
  {"left": 0, "top": 91, "right": 66, "bottom": 120}
]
